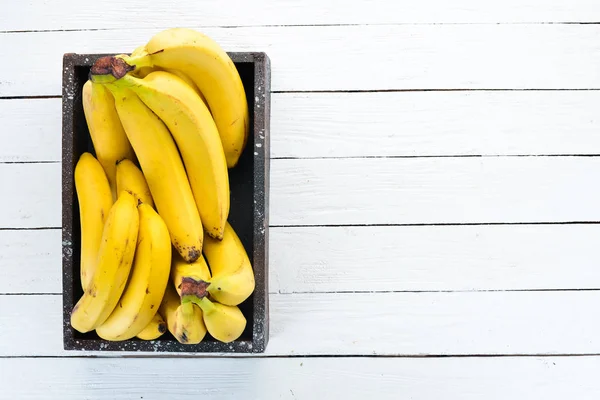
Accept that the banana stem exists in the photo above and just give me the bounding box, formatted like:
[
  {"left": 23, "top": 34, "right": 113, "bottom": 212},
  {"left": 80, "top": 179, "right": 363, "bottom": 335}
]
[
  {"left": 121, "top": 54, "right": 154, "bottom": 69},
  {"left": 182, "top": 293, "right": 216, "bottom": 314},
  {"left": 180, "top": 276, "right": 210, "bottom": 301},
  {"left": 89, "top": 56, "right": 135, "bottom": 83}
]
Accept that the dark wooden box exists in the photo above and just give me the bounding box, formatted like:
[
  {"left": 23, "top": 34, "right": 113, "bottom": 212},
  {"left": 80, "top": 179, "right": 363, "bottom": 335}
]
[{"left": 61, "top": 52, "right": 270, "bottom": 353}]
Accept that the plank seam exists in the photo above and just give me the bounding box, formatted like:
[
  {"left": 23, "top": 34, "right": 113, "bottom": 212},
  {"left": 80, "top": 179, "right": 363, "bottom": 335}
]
[
  {"left": 6, "top": 288, "right": 600, "bottom": 296},
  {"left": 2, "top": 21, "right": 600, "bottom": 35},
  {"left": 2, "top": 353, "right": 600, "bottom": 359},
  {"left": 6, "top": 221, "right": 600, "bottom": 231}
]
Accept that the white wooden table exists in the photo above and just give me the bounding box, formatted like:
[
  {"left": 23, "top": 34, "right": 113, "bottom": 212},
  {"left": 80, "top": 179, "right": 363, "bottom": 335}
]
[{"left": 2, "top": 1, "right": 600, "bottom": 398}]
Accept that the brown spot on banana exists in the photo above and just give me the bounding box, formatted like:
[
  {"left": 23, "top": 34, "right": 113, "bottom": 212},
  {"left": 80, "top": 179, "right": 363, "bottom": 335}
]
[{"left": 158, "top": 322, "right": 167, "bottom": 334}]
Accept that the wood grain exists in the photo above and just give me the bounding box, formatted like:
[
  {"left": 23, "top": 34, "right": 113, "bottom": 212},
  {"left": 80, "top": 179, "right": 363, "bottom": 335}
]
[
  {"left": 0, "top": 99, "right": 61, "bottom": 162},
  {"left": 5, "top": 91, "right": 600, "bottom": 162},
  {"left": 270, "top": 157, "right": 600, "bottom": 225},
  {"left": 2, "top": 0, "right": 600, "bottom": 31},
  {"left": 3, "top": 157, "right": 600, "bottom": 228},
  {"left": 0, "top": 163, "right": 61, "bottom": 228},
  {"left": 2, "top": 356, "right": 600, "bottom": 400},
  {"left": 0, "top": 229, "right": 61, "bottom": 294},
  {"left": 3, "top": 224, "right": 600, "bottom": 294},
  {"left": 2, "top": 24, "right": 600, "bottom": 96},
  {"left": 3, "top": 291, "right": 600, "bottom": 356}
]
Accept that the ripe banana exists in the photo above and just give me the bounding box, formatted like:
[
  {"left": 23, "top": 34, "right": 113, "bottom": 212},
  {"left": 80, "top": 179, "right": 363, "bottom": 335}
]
[
  {"left": 82, "top": 80, "right": 136, "bottom": 200},
  {"left": 159, "top": 284, "right": 206, "bottom": 344},
  {"left": 70, "top": 191, "right": 139, "bottom": 333},
  {"left": 110, "top": 71, "right": 229, "bottom": 240},
  {"left": 163, "top": 67, "right": 210, "bottom": 109},
  {"left": 93, "top": 79, "right": 204, "bottom": 263},
  {"left": 136, "top": 313, "right": 167, "bottom": 340},
  {"left": 185, "top": 296, "right": 247, "bottom": 343},
  {"left": 74, "top": 152, "right": 113, "bottom": 291},
  {"left": 116, "top": 158, "right": 154, "bottom": 208},
  {"left": 202, "top": 222, "right": 255, "bottom": 306},
  {"left": 96, "top": 203, "right": 171, "bottom": 341},
  {"left": 128, "top": 49, "right": 209, "bottom": 109},
  {"left": 124, "top": 28, "right": 249, "bottom": 168}
]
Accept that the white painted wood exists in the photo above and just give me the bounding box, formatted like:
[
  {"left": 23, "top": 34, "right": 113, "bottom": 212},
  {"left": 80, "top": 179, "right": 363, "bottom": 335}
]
[
  {"left": 4, "top": 224, "right": 600, "bottom": 294},
  {"left": 5, "top": 157, "right": 600, "bottom": 228},
  {"left": 0, "top": 229, "right": 61, "bottom": 294},
  {"left": 272, "top": 91, "right": 600, "bottom": 158},
  {"left": 0, "top": 163, "right": 61, "bottom": 228},
  {"left": 0, "top": 99, "right": 61, "bottom": 162},
  {"left": 270, "top": 157, "right": 600, "bottom": 225},
  {"left": 4, "top": 0, "right": 600, "bottom": 31},
  {"left": 2, "top": 356, "right": 600, "bottom": 400},
  {"left": 2, "top": 25, "right": 600, "bottom": 96},
  {"left": 7, "top": 91, "right": 600, "bottom": 162},
  {"left": 4, "top": 291, "right": 600, "bottom": 356},
  {"left": 270, "top": 224, "right": 600, "bottom": 293}
]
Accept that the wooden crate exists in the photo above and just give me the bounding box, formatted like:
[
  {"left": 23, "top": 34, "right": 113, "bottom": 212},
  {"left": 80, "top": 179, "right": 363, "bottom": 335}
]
[{"left": 61, "top": 52, "right": 271, "bottom": 353}]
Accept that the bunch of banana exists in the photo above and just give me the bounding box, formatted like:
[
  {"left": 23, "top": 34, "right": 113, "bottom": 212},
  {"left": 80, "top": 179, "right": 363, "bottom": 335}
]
[{"left": 70, "top": 27, "right": 256, "bottom": 345}]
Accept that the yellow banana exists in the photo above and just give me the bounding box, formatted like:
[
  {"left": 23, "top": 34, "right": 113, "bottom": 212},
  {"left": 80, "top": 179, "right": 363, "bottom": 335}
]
[
  {"left": 116, "top": 158, "right": 154, "bottom": 208},
  {"left": 124, "top": 28, "right": 249, "bottom": 168},
  {"left": 130, "top": 45, "right": 155, "bottom": 78},
  {"left": 109, "top": 71, "right": 229, "bottom": 240},
  {"left": 186, "top": 296, "right": 246, "bottom": 343},
  {"left": 159, "top": 284, "right": 206, "bottom": 344},
  {"left": 202, "top": 222, "right": 255, "bottom": 306},
  {"left": 96, "top": 203, "right": 171, "bottom": 341},
  {"left": 136, "top": 313, "right": 167, "bottom": 340},
  {"left": 94, "top": 80, "right": 203, "bottom": 263},
  {"left": 74, "top": 152, "right": 113, "bottom": 291},
  {"left": 162, "top": 67, "right": 210, "bottom": 109},
  {"left": 130, "top": 46, "right": 207, "bottom": 106},
  {"left": 70, "top": 191, "right": 139, "bottom": 333},
  {"left": 82, "top": 80, "right": 136, "bottom": 200}
]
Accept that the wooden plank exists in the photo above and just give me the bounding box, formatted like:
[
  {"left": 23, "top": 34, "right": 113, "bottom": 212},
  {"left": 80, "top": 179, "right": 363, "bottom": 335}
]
[
  {"left": 2, "top": 356, "right": 600, "bottom": 400},
  {"left": 2, "top": 24, "right": 600, "bottom": 96},
  {"left": 4, "top": 157, "right": 600, "bottom": 228},
  {"left": 272, "top": 91, "right": 600, "bottom": 158},
  {"left": 3, "top": 0, "right": 600, "bottom": 31},
  {"left": 6, "top": 91, "right": 600, "bottom": 162},
  {"left": 270, "top": 156, "right": 600, "bottom": 225},
  {"left": 0, "top": 229, "right": 61, "bottom": 294},
  {"left": 3, "top": 291, "right": 600, "bottom": 356},
  {"left": 0, "top": 99, "right": 61, "bottom": 162},
  {"left": 270, "top": 224, "right": 600, "bottom": 293},
  {"left": 3, "top": 224, "right": 600, "bottom": 294},
  {"left": 0, "top": 163, "right": 61, "bottom": 229}
]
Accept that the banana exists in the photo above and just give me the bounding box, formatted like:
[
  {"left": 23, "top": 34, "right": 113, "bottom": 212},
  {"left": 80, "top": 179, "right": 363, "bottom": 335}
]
[
  {"left": 96, "top": 203, "right": 171, "bottom": 341},
  {"left": 92, "top": 78, "right": 204, "bottom": 263},
  {"left": 136, "top": 313, "right": 167, "bottom": 340},
  {"left": 82, "top": 80, "right": 136, "bottom": 200},
  {"left": 163, "top": 67, "right": 210, "bottom": 109},
  {"left": 74, "top": 152, "right": 113, "bottom": 291},
  {"left": 108, "top": 71, "right": 229, "bottom": 240},
  {"left": 130, "top": 45, "right": 155, "bottom": 78},
  {"left": 159, "top": 284, "right": 206, "bottom": 344},
  {"left": 185, "top": 296, "right": 246, "bottom": 343},
  {"left": 123, "top": 28, "right": 249, "bottom": 168},
  {"left": 171, "top": 250, "right": 211, "bottom": 298},
  {"left": 116, "top": 158, "right": 154, "bottom": 207},
  {"left": 202, "top": 222, "right": 255, "bottom": 306},
  {"left": 70, "top": 191, "right": 139, "bottom": 333}
]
